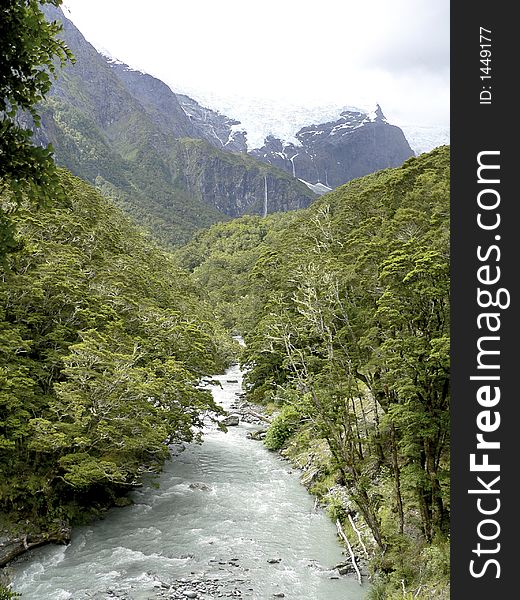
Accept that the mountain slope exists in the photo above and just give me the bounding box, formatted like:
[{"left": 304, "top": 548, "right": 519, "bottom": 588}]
[
  {"left": 36, "top": 6, "right": 315, "bottom": 246},
  {"left": 251, "top": 105, "right": 414, "bottom": 188}
]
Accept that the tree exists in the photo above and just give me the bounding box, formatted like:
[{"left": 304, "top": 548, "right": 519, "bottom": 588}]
[
  {"left": 1, "top": 0, "right": 73, "bottom": 258},
  {"left": 0, "top": 169, "right": 230, "bottom": 522},
  {"left": 0, "top": 0, "right": 72, "bottom": 190}
]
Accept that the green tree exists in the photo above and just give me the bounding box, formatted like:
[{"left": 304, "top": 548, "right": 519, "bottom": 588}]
[
  {"left": 0, "top": 170, "right": 230, "bottom": 524},
  {"left": 0, "top": 0, "right": 72, "bottom": 191},
  {"left": 0, "top": 0, "right": 72, "bottom": 258}
]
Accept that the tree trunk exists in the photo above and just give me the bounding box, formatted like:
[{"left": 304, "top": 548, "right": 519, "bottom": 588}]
[
  {"left": 336, "top": 519, "right": 362, "bottom": 585},
  {"left": 0, "top": 527, "right": 71, "bottom": 568},
  {"left": 390, "top": 424, "right": 405, "bottom": 535}
]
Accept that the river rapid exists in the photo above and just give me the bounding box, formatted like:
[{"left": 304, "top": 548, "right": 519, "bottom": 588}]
[{"left": 10, "top": 364, "right": 367, "bottom": 600}]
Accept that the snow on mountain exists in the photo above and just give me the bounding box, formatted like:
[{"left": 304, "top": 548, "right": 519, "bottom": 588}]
[
  {"left": 59, "top": 5, "right": 448, "bottom": 157},
  {"left": 166, "top": 87, "right": 449, "bottom": 155},
  {"left": 69, "top": 34, "right": 449, "bottom": 158},
  {"left": 166, "top": 88, "right": 368, "bottom": 150},
  {"left": 400, "top": 124, "right": 450, "bottom": 155}
]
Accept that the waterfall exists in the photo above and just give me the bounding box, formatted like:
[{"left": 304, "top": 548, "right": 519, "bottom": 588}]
[
  {"left": 263, "top": 175, "right": 268, "bottom": 217},
  {"left": 289, "top": 154, "right": 298, "bottom": 178}
]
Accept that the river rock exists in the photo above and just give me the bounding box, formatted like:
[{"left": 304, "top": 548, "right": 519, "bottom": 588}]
[
  {"left": 189, "top": 482, "right": 211, "bottom": 491},
  {"left": 183, "top": 592, "right": 198, "bottom": 599},
  {"left": 170, "top": 443, "right": 186, "bottom": 456},
  {"left": 247, "top": 429, "right": 267, "bottom": 440},
  {"left": 335, "top": 561, "right": 355, "bottom": 575},
  {"left": 221, "top": 415, "right": 240, "bottom": 426},
  {"left": 267, "top": 558, "right": 282, "bottom": 564}
]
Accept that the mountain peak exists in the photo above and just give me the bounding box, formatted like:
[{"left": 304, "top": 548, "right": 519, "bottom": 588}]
[
  {"left": 375, "top": 104, "right": 386, "bottom": 120},
  {"left": 251, "top": 106, "right": 413, "bottom": 188}
]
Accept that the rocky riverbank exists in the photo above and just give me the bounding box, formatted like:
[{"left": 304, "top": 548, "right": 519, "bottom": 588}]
[
  {"left": 226, "top": 392, "right": 271, "bottom": 428},
  {"left": 60, "top": 556, "right": 356, "bottom": 599}
]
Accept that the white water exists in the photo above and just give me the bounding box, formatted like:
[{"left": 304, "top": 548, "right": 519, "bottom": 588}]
[{"left": 10, "top": 365, "right": 367, "bottom": 599}]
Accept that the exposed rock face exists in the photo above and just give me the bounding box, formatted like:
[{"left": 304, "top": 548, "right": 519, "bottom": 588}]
[
  {"left": 251, "top": 106, "right": 414, "bottom": 188},
  {"left": 177, "top": 94, "right": 248, "bottom": 153},
  {"left": 36, "top": 6, "right": 316, "bottom": 246},
  {"left": 173, "top": 140, "right": 314, "bottom": 217},
  {"left": 106, "top": 63, "right": 195, "bottom": 140}
]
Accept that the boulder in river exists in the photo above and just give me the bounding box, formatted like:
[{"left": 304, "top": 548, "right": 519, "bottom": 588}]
[
  {"left": 221, "top": 414, "right": 240, "bottom": 426},
  {"left": 334, "top": 561, "right": 356, "bottom": 575},
  {"left": 169, "top": 443, "right": 186, "bottom": 456},
  {"left": 189, "top": 482, "right": 211, "bottom": 491},
  {"left": 267, "top": 558, "right": 282, "bottom": 564}
]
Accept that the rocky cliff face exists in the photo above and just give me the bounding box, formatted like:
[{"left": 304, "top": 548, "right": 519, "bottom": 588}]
[
  {"left": 250, "top": 106, "right": 414, "bottom": 189},
  {"left": 173, "top": 140, "right": 312, "bottom": 217},
  {"left": 37, "top": 6, "right": 315, "bottom": 246},
  {"left": 177, "top": 94, "right": 248, "bottom": 153},
  {"left": 106, "top": 61, "right": 195, "bottom": 140}
]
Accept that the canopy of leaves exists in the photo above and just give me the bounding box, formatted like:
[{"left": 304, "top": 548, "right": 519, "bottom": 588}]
[
  {"left": 0, "top": 169, "right": 231, "bottom": 524},
  {"left": 0, "top": 0, "right": 72, "bottom": 196}
]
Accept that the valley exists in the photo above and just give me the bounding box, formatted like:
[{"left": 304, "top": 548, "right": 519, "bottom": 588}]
[{"left": 0, "top": 3, "right": 450, "bottom": 599}]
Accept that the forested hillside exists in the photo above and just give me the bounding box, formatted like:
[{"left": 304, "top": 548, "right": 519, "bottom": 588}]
[
  {"left": 176, "top": 147, "right": 450, "bottom": 598},
  {"left": 0, "top": 170, "right": 232, "bottom": 540},
  {"left": 1, "top": 3, "right": 450, "bottom": 597},
  {"left": 32, "top": 5, "right": 316, "bottom": 247}
]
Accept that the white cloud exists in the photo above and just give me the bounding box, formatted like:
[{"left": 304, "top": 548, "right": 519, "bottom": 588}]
[{"left": 62, "top": 0, "right": 449, "bottom": 129}]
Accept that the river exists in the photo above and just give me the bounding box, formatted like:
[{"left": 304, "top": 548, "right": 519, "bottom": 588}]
[{"left": 9, "top": 364, "right": 367, "bottom": 600}]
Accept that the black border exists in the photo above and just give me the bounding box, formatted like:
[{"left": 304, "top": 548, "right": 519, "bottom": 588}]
[{"left": 451, "top": 2, "right": 517, "bottom": 596}]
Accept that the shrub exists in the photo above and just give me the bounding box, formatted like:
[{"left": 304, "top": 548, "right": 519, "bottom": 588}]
[{"left": 264, "top": 404, "right": 301, "bottom": 450}]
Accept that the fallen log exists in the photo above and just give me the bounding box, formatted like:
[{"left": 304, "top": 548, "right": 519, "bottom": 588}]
[
  {"left": 348, "top": 513, "right": 369, "bottom": 558},
  {"left": 336, "top": 518, "right": 362, "bottom": 585},
  {"left": 245, "top": 408, "right": 271, "bottom": 423},
  {"left": 0, "top": 528, "right": 71, "bottom": 568}
]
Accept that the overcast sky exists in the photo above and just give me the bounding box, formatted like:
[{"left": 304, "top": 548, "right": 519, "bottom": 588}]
[{"left": 62, "top": 0, "right": 449, "bottom": 129}]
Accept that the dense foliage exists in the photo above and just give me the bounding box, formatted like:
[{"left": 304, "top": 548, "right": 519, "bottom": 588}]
[
  {"left": 0, "top": 170, "right": 231, "bottom": 529},
  {"left": 177, "top": 147, "right": 450, "bottom": 598},
  {"left": 38, "top": 96, "right": 227, "bottom": 246},
  {"left": 175, "top": 211, "right": 300, "bottom": 330},
  {"left": 0, "top": 0, "right": 72, "bottom": 201}
]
